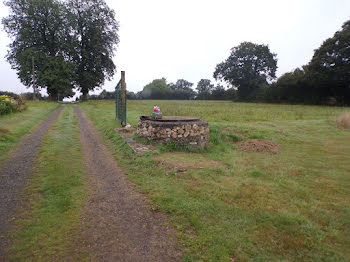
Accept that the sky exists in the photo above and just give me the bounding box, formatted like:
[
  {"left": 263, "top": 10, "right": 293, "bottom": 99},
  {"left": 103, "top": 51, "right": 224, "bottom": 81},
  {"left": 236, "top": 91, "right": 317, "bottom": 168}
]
[{"left": 0, "top": 0, "right": 349, "bottom": 96}]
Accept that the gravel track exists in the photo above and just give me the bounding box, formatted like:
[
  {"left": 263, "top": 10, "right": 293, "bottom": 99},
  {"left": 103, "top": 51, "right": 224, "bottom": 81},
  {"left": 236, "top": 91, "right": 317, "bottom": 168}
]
[
  {"left": 74, "top": 105, "right": 181, "bottom": 262},
  {"left": 0, "top": 105, "right": 64, "bottom": 258}
]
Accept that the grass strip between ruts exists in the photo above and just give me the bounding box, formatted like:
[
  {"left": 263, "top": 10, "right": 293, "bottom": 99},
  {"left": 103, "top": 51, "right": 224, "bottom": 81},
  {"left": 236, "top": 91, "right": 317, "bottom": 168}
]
[{"left": 10, "top": 105, "right": 89, "bottom": 261}]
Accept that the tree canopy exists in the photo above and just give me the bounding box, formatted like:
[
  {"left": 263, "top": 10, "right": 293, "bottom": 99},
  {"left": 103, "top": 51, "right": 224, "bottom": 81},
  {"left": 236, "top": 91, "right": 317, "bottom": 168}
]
[
  {"left": 169, "top": 79, "right": 196, "bottom": 100},
  {"left": 68, "top": 0, "right": 119, "bottom": 100},
  {"left": 2, "top": 0, "right": 119, "bottom": 101},
  {"left": 214, "top": 42, "right": 277, "bottom": 100},
  {"left": 140, "top": 78, "right": 173, "bottom": 99},
  {"left": 196, "top": 79, "right": 214, "bottom": 100},
  {"left": 307, "top": 20, "right": 350, "bottom": 104}
]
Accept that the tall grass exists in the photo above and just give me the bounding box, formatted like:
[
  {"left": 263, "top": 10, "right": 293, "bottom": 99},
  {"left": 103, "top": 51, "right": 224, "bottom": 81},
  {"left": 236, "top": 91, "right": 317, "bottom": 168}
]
[{"left": 336, "top": 111, "right": 350, "bottom": 130}]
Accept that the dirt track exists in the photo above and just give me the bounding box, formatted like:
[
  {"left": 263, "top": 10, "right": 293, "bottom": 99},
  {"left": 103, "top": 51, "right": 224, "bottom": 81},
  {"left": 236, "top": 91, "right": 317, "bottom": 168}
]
[
  {"left": 0, "top": 105, "right": 64, "bottom": 258},
  {"left": 74, "top": 105, "right": 181, "bottom": 261}
]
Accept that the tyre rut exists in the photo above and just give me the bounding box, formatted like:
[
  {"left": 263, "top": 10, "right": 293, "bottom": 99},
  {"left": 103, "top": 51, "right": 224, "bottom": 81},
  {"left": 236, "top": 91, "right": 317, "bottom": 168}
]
[
  {"left": 74, "top": 105, "right": 181, "bottom": 262},
  {"left": 0, "top": 105, "right": 65, "bottom": 258}
]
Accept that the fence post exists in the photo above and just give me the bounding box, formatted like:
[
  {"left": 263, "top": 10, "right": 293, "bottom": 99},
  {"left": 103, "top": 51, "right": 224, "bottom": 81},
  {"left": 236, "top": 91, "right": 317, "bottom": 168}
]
[{"left": 121, "top": 71, "right": 126, "bottom": 127}]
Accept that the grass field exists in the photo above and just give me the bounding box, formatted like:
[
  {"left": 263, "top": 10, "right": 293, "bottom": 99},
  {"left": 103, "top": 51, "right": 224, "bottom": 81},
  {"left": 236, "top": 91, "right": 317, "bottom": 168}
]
[
  {"left": 80, "top": 100, "right": 350, "bottom": 261},
  {"left": 0, "top": 101, "right": 60, "bottom": 162},
  {"left": 10, "top": 105, "right": 89, "bottom": 261}
]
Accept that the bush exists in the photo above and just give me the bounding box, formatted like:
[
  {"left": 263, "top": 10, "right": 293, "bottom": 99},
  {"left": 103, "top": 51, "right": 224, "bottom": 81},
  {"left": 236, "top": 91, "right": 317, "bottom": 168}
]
[
  {"left": 336, "top": 112, "right": 350, "bottom": 130},
  {"left": 0, "top": 94, "right": 26, "bottom": 115}
]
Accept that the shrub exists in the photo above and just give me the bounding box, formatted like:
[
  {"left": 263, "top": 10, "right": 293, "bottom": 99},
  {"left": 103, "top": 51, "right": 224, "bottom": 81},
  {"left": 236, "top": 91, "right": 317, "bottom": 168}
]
[
  {"left": 0, "top": 94, "right": 26, "bottom": 115},
  {"left": 336, "top": 112, "right": 350, "bottom": 130}
]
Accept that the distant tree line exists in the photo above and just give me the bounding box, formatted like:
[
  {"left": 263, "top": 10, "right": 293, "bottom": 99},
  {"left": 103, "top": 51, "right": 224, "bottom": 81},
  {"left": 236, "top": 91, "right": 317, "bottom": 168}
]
[
  {"left": 2, "top": 0, "right": 119, "bottom": 101},
  {"left": 127, "top": 19, "right": 349, "bottom": 105},
  {"left": 3, "top": 1, "right": 348, "bottom": 106}
]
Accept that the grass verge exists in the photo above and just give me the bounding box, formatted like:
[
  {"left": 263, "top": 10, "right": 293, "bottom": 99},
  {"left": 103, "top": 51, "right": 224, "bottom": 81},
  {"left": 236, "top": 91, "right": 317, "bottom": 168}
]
[
  {"left": 79, "top": 100, "right": 350, "bottom": 261},
  {"left": 10, "top": 105, "right": 89, "bottom": 261},
  {"left": 0, "top": 101, "right": 60, "bottom": 162}
]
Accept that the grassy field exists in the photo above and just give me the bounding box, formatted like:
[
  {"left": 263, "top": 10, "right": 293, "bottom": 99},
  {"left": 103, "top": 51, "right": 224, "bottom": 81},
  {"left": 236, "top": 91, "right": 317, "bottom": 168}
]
[
  {"left": 10, "top": 105, "right": 89, "bottom": 261},
  {"left": 0, "top": 101, "right": 60, "bottom": 162},
  {"left": 80, "top": 100, "right": 350, "bottom": 261}
]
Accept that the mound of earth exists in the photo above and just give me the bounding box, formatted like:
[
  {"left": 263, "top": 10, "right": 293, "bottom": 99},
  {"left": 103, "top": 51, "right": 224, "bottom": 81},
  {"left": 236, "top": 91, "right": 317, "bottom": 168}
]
[{"left": 237, "top": 139, "right": 280, "bottom": 154}]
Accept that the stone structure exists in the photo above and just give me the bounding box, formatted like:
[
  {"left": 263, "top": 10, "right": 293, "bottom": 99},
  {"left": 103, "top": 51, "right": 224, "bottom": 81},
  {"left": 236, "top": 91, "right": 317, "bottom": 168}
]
[{"left": 137, "top": 116, "right": 209, "bottom": 147}]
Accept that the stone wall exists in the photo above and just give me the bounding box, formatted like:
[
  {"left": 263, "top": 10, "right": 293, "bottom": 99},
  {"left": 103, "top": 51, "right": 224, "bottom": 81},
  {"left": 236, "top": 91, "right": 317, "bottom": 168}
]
[{"left": 137, "top": 119, "right": 209, "bottom": 147}]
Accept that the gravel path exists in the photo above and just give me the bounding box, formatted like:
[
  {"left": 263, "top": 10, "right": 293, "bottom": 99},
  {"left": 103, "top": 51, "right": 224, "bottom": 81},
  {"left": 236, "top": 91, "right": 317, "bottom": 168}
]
[
  {"left": 74, "top": 105, "right": 181, "bottom": 262},
  {"left": 0, "top": 105, "right": 64, "bottom": 258}
]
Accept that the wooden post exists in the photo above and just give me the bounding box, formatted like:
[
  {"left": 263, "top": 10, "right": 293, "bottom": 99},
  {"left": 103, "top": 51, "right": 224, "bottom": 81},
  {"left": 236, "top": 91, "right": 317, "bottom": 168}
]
[{"left": 121, "top": 71, "right": 126, "bottom": 127}]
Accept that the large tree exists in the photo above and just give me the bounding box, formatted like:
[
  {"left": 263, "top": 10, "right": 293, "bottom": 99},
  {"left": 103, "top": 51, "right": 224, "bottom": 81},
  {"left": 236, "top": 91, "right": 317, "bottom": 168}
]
[
  {"left": 307, "top": 20, "right": 350, "bottom": 105},
  {"left": 214, "top": 42, "right": 277, "bottom": 100},
  {"left": 68, "top": 0, "right": 119, "bottom": 101},
  {"left": 2, "top": 0, "right": 74, "bottom": 100}
]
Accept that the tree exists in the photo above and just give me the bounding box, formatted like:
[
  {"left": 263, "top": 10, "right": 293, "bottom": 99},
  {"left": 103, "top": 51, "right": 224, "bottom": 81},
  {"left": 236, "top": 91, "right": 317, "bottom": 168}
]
[
  {"left": 307, "top": 20, "right": 350, "bottom": 105},
  {"left": 214, "top": 42, "right": 277, "bottom": 100},
  {"left": 2, "top": 0, "right": 74, "bottom": 100},
  {"left": 196, "top": 79, "right": 214, "bottom": 100},
  {"left": 211, "top": 84, "right": 227, "bottom": 100},
  {"left": 67, "top": 0, "right": 119, "bottom": 101},
  {"left": 266, "top": 68, "right": 310, "bottom": 103},
  {"left": 141, "top": 78, "right": 173, "bottom": 99},
  {"left": 169, "top": 79, "right": 196, "bottom": 99}
]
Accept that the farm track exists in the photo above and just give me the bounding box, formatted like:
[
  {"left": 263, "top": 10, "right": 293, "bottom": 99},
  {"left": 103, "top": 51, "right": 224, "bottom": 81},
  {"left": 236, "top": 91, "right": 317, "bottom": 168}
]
[
  {"left": 74, "top": 105, "right": 181, "bottom": 262},
  {"left": 0, "top": 105, "right": 64, "bottom": 259}
]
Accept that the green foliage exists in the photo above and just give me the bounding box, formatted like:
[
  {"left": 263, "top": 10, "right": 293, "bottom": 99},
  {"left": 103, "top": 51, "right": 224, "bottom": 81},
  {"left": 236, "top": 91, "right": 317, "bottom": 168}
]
[
  {"left": 265, "top": 19, "right": 350, "bottom": 105},
  {"left": 2, "top": 0, "right": 119, "bottom": 101},
  {"left": 214, "top": 42, "right": 277, "bottom": 101},
  {"left": 0, "top": 94, "right": 26, "bottom": 115},
  {"left": 140, "top": 78, "right": 173, "bottom": 99},
  {"left": 68, "top": 0, "right": 119, "bottom": 100},
  {"left": 168, "top": 79, "right": 196, "bottom": 100},
  {"left": 20, "top": 92, "right": 47, "bottom": 101},
  {"left": 139, "top": 78, "right": 197, "bottom": 100},
  {"left": 196, "top": 79, "right": 214, "bottom": 100},
  {"left": 307, "top": 20, "right": 350, "bottom": 105},
  {"left": 2, "top": 0, "right": 74, "bottom": 100}
]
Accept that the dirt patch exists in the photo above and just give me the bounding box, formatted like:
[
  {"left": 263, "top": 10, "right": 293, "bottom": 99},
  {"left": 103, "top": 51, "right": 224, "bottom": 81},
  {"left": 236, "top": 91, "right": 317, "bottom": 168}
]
[
  {"left": 74, "top": 105, "right": 181, "bottom": 261},
  {"left": 154, "top": 152, "right": 227, "bottom": 173},
  {"left": 0, "top": 105, "right": 64, "bottom": 259},
  {"left": 236, "top": 139, "right": 280, "bottom": 154},
  {"left": 115, "top": 127, "right": 158, "bottom": 154},
  {"left": 0, "top": 128, "right": 9, "bottom": 135}
]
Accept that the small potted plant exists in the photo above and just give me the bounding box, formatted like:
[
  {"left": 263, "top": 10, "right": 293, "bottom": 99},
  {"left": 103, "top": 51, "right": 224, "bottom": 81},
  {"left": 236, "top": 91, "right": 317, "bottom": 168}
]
[{"left": 151, "top": 105, "right": 162, "bottom": 119}]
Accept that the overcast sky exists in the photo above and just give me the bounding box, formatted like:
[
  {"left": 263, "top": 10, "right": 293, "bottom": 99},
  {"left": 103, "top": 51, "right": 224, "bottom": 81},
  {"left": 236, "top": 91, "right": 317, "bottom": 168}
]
[{"left": 0, "top": 0, "right": 349, "bottom": 95}]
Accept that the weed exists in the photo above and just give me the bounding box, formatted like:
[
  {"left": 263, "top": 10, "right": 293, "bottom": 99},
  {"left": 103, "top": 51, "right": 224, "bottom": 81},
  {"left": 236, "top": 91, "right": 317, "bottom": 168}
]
[
  {"left": 249, "top": 133, "right": 265, "bottom": 139},
  {"left": 248, "top": 170, "right": 266, "bottom": 177}
]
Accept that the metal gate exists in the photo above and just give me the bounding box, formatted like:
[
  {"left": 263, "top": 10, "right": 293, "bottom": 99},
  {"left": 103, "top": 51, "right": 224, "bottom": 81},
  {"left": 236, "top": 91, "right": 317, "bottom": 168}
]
[{"left": 115, "top": 71, "right": 126, "bottom": 127}]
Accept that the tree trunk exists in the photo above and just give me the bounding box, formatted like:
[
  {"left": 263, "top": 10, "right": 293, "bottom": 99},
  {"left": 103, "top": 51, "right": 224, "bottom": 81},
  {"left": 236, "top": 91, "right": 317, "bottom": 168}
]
[
  {"left": 48, "top": 93, "right": 58, "bottom": 101},
  {"left": 81, "top": 88, "right": 88, "bottom": 101}
]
